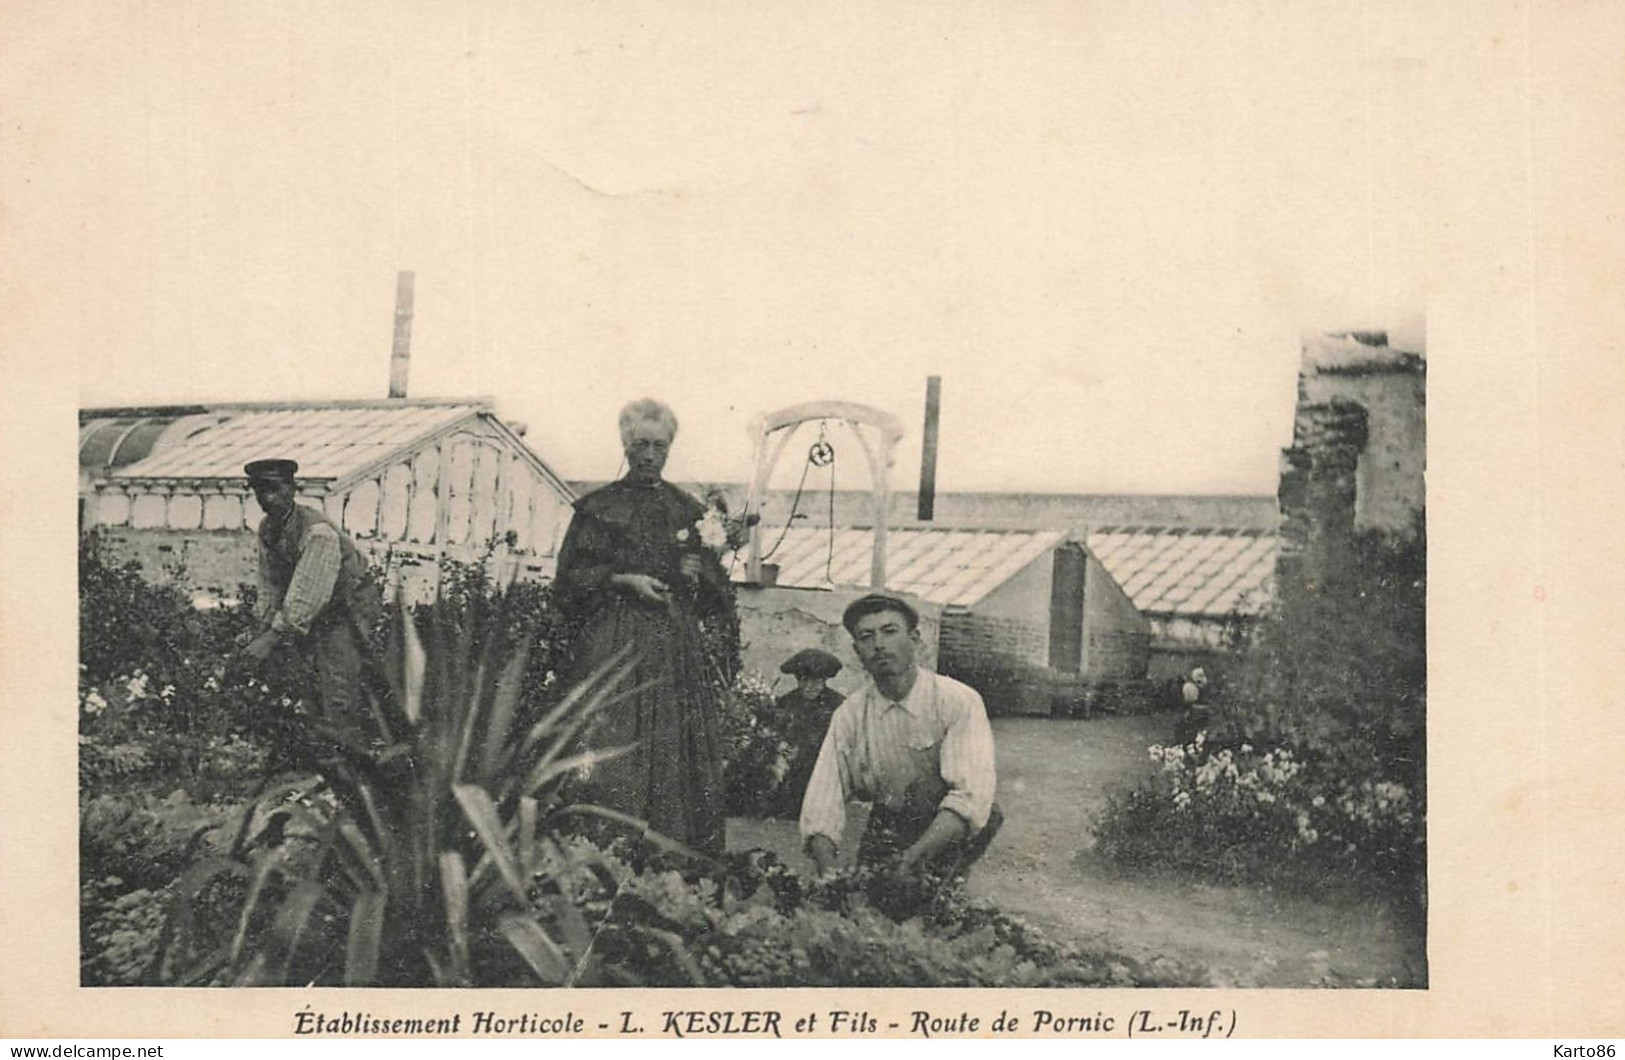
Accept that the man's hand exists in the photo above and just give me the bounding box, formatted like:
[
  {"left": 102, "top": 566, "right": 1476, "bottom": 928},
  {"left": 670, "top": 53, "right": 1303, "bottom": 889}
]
[
  {"left": 240, "top": 630, "right": 279, "bottom": 667},
  {"left": 897, "top": 810, "right": 969, "bottom": 874},
  {"left": 806, "top": 835, "right": 839, "bottom": 878},
  {"left": 613, "top": 572, "right": 671, "bottom": 604}
]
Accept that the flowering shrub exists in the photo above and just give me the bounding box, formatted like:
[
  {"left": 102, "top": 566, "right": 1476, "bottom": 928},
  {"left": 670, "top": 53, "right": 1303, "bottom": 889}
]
[
  {"left": 78, "top": 535, "right": 313, "bottom": 793},
  {"left": 79, "top": 666, "right": 282, "bottom": 793},
  {"left": 716, "top": 670, "right": 801, "bottom": 817},
  {"left": 1094, "top": 527, "right": 1426, "bottom": 898},
  {"left": 1096, "top": 735, "right": 1419, "bottom": 887}
]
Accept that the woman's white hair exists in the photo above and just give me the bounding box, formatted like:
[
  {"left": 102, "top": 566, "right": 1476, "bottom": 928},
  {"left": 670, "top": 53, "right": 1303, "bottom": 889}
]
[{"left": 618, "top": 397, "right": 678, "bottom": 447}]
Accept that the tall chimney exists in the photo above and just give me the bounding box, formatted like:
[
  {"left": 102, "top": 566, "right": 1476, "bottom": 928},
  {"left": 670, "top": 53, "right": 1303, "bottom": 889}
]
[
  {"left": 388, "top": 270, "right": 415, "bottom": 399},
  {"left": 918, "top": 375, "right": 941, "bottom": 521}
]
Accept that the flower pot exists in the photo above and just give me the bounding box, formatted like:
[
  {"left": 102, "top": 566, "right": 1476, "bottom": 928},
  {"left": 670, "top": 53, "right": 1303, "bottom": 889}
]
[{"left": 759, "top": 563, "right": 780, "bottom": 588}]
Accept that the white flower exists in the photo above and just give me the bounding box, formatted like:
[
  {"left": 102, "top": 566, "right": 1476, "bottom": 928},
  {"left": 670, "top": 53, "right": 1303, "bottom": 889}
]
[
  {"left": 1312, "top": 795, "right": 1326, "bottom": 808},
  {"left": 676, "top": 528, "right": 691, "bottom": 543},
  {"left": 126, "top": 673, "right": 150, "bottom": 699},
  {"left": 697, "top": 508, "right": 730, "bottom": 552}
]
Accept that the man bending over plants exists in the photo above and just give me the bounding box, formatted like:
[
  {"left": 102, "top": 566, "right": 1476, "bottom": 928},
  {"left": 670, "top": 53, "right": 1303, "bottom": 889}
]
[
  {"left": 236, "top": 459, "right": 382, "bottom": 726},
  {"left": 799, "top": 593, "right": 1003, "bottom": 881}
]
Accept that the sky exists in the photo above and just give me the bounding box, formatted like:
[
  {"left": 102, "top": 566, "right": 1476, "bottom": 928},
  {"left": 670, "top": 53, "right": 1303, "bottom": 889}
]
[{"left": 37, "top": 0, "right": 1426, "bottom": 495}]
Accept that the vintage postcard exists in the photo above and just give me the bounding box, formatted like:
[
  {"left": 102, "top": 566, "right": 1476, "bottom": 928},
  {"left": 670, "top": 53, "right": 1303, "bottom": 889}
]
[{"left": 1, "top": 0, "right": 1621, "bottom": 1041}]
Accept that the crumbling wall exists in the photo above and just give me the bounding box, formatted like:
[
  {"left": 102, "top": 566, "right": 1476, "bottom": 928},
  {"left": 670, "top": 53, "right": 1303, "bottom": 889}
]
[
  {"left": 1278, "top": 332, "right": 1425, "bottom": 591},
  {"left": 733, "top": 585, "right": 940, "bottom": 696}
]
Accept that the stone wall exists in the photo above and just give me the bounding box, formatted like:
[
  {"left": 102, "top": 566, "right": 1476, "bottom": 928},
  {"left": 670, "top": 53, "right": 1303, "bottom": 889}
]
[
  {"left": 733, "top": 585, "right": 940, "bottom": 696},
  {"left": 91, "top": 528, "right": 259, "bottom": 599},
  {"left": 581, "top": 482, "right": 1281, "bottom": 532},
  {"left": 1278, "top": 332, "right": 1425, "bottom": 590}
]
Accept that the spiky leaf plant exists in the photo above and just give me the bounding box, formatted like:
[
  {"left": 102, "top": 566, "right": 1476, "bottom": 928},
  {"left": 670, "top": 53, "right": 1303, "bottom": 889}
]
[{"left": 156, "top": 585, "right": 686, "bottom": 987}]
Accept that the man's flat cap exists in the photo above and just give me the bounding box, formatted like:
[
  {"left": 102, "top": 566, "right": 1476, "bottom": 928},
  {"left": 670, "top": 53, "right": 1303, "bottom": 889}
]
[
  {"left": 780, "top": 647, "right": 843, "bottom": 680},
  {"left": 244, "top": 458, "right": 299, "bottom": 482},
  {"left": 840, "top": 592, "right": 919, "bottom": 634}
]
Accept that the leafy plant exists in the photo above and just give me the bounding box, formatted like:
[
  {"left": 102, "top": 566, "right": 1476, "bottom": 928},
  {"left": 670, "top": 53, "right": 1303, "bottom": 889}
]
[
  {"left": 567, "top": 847, "right": 1206, "bottom": 988},
  {"left": 716, "top": 671, "right": 804, "bottom": 817},
  {"left": 155, "top": 584, "right": 665, "bottom": 987}
]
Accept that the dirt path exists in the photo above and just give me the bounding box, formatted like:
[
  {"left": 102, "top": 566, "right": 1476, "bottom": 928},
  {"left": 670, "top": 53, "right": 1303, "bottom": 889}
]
[{"left": 727, "top": 713, "right": 1426, "bottom": 988}]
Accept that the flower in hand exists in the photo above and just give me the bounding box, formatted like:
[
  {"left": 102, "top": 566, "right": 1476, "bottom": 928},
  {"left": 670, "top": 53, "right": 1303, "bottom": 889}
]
[{"left": 697, "top": 507, "right": 729, "bottom": 552}]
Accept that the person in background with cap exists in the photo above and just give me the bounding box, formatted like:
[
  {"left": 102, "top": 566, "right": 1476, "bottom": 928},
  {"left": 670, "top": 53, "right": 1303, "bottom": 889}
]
[
  {"left": 799, "top": 593, "right": 1002, "bottom": 880},
  {"left": 237, "top": 459, "right": 382, "bottom": 725},
  {"left": 771, "top": 648, "right": 845, "bottom": 817}
]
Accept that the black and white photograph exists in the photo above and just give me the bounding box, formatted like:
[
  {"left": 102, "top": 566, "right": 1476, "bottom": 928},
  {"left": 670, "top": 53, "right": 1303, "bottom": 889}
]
[{"left": 3, "top": 0, "right": 1622, "bottom": 1041}]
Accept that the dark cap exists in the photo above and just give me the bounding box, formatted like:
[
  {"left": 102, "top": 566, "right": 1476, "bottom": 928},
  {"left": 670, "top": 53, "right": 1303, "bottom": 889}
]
[
  {"left": 244, "top": 458, "right": 299, "bottom": 483},
  {"left": 840, "top": 592, "right": 919, "bottom": 635},
  {"left": 779, "top": 647, "right": 842, "bottom": 680}
]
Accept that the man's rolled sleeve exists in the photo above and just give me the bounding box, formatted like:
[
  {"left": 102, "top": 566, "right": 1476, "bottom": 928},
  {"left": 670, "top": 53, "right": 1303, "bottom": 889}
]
[
  {"left": 271, "top": 524, "right": 342, "bottom": 636},
  {"left": 799, "top": 712, "right": 854, "bottom": 847},
  {"left": 934, "top": 683, "right": 996, "bottom": 832},
  {"left": 256, "top": 543, "right": 282, "bottom": 627}
]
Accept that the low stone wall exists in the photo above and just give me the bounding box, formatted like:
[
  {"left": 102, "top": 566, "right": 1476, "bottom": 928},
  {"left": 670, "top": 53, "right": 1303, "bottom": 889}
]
[
  {"left": 733, "top": 585, "right": 940, "bottom": 697},
  {"left": 92, "top": 528, "right": 259, "bottom": 598}
]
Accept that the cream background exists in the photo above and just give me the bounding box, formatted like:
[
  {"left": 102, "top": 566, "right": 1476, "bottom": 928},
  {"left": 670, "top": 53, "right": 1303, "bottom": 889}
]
[{"left": 3, "top": 0, "right": 1623, "bottom": 1038}]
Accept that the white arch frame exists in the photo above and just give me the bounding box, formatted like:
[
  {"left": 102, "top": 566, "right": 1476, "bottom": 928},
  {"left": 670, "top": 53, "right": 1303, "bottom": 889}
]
[{"left": 744, "top": 400, "right": 904, "bottom": 589}]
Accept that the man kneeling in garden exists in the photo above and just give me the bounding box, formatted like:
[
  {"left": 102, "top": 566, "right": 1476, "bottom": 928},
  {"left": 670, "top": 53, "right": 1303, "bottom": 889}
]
[{"left": 800, "top": 593, "right": 1003, "bottom": 880}]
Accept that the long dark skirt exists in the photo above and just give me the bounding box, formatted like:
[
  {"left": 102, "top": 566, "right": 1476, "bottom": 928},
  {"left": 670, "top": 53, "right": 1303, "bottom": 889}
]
[{"left": 571, "top": 595, "right": 726, "bottom": 860}]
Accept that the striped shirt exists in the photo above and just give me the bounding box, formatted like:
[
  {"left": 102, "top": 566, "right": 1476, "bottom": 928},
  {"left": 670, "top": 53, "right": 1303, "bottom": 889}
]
[
  {"left": 258, "top": 519, "right": 343, "bottom": 637},
  {"left": 799, "top": 668, "right": 997, "bottom": 846}
]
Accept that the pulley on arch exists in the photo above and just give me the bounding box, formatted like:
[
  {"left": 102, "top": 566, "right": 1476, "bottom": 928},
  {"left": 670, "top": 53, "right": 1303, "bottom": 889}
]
[{"left": 759, "top": 422, "right": 840, "bottom": 578}]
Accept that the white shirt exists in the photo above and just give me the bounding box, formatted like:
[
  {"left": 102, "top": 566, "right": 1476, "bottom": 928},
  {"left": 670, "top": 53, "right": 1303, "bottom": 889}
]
[{"left": 799, "top": 667, "right": 997, "bottom": 846}]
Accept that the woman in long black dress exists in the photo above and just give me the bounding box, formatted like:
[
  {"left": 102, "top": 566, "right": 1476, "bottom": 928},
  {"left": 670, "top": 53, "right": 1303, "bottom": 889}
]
[{"left": 555, "top": 398, "right": 730, "bottom": 858}]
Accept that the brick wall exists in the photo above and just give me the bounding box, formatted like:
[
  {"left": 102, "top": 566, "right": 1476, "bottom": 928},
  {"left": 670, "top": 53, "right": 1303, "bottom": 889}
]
[
  {"left": 938, "top": 611, "right": 1047, "bottom": 672},
  {"left": 1085, "top": 626, "right": 1151, "bottom": 680},
  {"left": 1082, "top": 549, "right": 1151, "bottom": 680}
]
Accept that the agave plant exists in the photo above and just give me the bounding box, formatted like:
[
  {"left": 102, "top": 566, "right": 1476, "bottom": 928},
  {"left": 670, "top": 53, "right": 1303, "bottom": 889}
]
[{"left": 155, "top": 583, "right": 692, "bottom": 987}]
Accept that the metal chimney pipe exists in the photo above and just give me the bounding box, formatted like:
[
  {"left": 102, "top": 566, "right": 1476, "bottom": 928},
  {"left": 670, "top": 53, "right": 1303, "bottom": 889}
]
[
  {"left": 918, "top": 375, "right": 941, "bottom": 521},
  {"left": 388, "top": 270, "right": 415, "bottom": 399}
]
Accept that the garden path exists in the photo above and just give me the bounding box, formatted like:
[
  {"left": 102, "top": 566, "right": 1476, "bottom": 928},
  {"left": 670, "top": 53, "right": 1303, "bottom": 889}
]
[{"left": 727, "top": 713, "right": 1427, "bottom": 988}]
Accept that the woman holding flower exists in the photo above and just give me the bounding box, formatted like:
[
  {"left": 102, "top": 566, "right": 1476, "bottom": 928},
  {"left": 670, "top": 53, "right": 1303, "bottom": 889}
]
[{"left": 555, "top": 398, "right": 733, "bottom": 857}]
